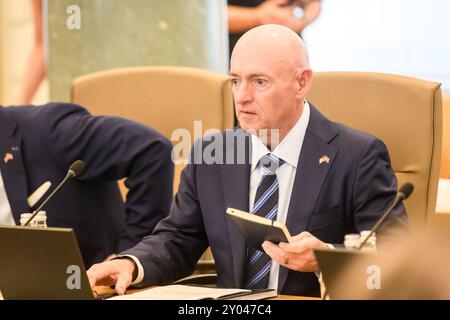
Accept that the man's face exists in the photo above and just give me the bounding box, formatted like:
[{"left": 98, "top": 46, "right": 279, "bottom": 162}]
[{"left": 230, "top": 48, "right": 302, "bottom": 136}]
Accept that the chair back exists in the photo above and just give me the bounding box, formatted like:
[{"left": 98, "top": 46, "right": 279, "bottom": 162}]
[
  {"left": 307, "top": 72, "right": 442, "bottom": 229},
  {"left": 72, "top": 66, "right": 234, "bottom": 192}
]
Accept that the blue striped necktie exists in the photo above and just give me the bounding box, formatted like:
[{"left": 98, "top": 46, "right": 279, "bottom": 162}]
[{"left": 245, "top": 153, "right": 285, "bottom": 289}]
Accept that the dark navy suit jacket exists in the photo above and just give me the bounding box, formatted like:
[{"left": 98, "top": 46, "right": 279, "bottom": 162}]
[
  {"left": 0, "top": 103, "right": 173, "bottom": 267},
  {"left": 124, "top": 103, "right": 406, "bottom": 297}
]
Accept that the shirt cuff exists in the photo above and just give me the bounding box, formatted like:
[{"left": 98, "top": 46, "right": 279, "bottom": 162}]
[{"left": 115, "top": 254, "right": 145, "bottom": 285}]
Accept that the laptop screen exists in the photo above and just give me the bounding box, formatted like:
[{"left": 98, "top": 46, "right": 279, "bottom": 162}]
[
  {"left": 314, "top": 247, "right": 382, "bottom": 300},
  {"left": 0, "top": 225, "right": 95, "bottom": 300}
]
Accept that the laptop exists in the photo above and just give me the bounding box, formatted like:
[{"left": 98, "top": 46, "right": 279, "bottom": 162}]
[
  {"left": 0, "top": 225, "right": 101, "bottom": 300},
  {"left": 314, "top": 247, "right": 383, "bottom": 300}
]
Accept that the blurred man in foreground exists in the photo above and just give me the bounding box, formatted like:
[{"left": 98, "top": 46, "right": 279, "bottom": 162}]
[{"left": 0, "top": 103, "right": 173, "bottom": 267}]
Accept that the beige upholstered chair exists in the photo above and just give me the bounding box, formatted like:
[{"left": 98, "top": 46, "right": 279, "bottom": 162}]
[
  {"left": 441, "top": 97, "right": 450, "bottom": 179},
  {"left": 307, "top": 72, "right": 442, "bottom": 230},
  {"left": 71, "top": 66, "right": 234, "bottom": 193},
  {"left": 71, "top": 66, "right": 234, "bottom": 271},
  {"left": 436, "top": 97, "right": 450, "bottom": 216}
]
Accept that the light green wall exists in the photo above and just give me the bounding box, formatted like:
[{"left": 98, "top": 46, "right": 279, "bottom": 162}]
[{"left": 45, "top": 0, "right": 228, "bottom": 101}]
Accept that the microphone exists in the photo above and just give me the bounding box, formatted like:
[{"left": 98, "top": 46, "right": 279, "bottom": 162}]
[
  {"left": 358, "top": 182, "right": 414, "bottom": 250},
  {"left": 24, "top": 160, "right": 85, "bottom": 226},
  {"left": 68, "top": 160, "right": 85, "bottom": 178}
]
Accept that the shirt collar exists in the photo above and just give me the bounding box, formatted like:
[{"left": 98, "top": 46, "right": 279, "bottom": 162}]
[{"left": 251, "top": 101, "right": 310, "bottom": 172}]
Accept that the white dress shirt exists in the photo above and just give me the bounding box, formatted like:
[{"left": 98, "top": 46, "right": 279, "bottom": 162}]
[
  {"left": 249, "top": 101, "right": 310, "bottom": 290},
  {"left": 0, "top": 170, "right": 15, "bottom": 225}
]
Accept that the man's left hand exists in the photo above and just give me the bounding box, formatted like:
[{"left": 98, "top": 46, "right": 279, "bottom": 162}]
[{"left": 262, "top": 231, "right": 327, "bottom": 272}]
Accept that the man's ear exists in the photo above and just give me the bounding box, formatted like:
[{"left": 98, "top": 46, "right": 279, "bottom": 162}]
[{"left": 296, "top": 69, "right": 313, "bottom": 99}]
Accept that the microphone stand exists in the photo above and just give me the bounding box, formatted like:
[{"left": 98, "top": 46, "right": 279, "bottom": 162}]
[
  {"left": 24, "top": 171, "right": 74, "bottom": 226},
  {"left": 357, "top": 195, "right": 402, "bottom": 250},
  {"left": 321, "top": 184, "right": 412, "bottom": 300}
]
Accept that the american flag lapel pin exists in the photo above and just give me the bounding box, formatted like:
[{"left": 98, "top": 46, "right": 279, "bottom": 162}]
[
  {"left": 4, "top": 152, "right": 14, "bottom": 164},
  {"left": 319, "top": 155, "right": 330, "bottom": 165}
]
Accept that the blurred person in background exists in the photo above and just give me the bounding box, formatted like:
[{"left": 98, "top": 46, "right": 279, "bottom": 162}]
[
  {"left": 17, "top": 0, "right": 46, "bottom": 104},
  {"left": 227, "top": 0, "right": 321, "bottom": 56}
]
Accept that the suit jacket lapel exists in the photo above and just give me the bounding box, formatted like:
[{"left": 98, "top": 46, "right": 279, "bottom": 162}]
[
  {"left": 221, "top": 129, "right": 251, "bottom": 288},
  {"left": 278, "top": 104, "right": 339, "bottom": 291},
  {"left": 0, "top": 111, "right": 29, "bottom": 223}
]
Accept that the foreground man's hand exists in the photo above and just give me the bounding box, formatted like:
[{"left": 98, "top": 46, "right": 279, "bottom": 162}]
[
  {"left": 262, "top": 231, "right": 327, "bottom": 272},
  {"left": 87, "top": 258, "right": 136, "bottom": 296}
]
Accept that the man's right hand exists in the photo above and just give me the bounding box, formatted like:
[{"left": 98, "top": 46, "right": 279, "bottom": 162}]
[{"left": 87, "top": 258, "right": 136, "bottom": 296}]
